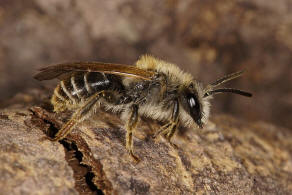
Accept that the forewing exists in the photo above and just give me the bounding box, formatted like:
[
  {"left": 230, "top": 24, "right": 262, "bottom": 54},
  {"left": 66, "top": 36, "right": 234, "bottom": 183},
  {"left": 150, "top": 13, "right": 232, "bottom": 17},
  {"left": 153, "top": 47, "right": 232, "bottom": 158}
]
[{"left": 34, "top": 62, "right": 155, "bottom": 81}]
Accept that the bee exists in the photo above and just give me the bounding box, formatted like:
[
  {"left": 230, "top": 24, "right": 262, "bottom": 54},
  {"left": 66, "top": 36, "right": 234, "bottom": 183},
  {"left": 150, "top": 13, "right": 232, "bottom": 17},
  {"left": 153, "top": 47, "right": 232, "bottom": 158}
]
[{"left": 34, "top": 55, "right": 252, "bottom": 161}]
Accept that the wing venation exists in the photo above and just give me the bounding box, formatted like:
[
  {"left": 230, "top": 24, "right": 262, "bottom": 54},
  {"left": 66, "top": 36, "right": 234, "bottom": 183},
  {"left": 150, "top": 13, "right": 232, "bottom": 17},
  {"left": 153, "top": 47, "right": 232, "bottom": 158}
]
[{"left": 34, "top": 62, "right": 155, "bottom": 81}]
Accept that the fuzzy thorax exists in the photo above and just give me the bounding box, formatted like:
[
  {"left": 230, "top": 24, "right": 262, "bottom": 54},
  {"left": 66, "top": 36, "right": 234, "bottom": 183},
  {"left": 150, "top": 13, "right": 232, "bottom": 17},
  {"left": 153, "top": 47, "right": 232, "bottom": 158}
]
[
  {"left": 136, "top": 55, "right": 194, "bottom": 86},
  {"left": 135, "top": 55, "right": 211, "bottom": 128}
]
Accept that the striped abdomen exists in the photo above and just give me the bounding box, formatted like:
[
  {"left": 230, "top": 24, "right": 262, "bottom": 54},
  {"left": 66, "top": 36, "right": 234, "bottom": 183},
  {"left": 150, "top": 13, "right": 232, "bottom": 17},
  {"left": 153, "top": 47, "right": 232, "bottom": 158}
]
[{"left": 51, "top": 72, "right": 124, "bottom": 112}]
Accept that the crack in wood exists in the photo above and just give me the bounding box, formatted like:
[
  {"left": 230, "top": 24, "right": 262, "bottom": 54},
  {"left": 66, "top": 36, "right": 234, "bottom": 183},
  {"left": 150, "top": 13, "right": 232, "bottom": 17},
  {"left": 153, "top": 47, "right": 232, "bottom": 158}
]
[{"left": 29, "top": 106, "right": 111, "bottom": 195}]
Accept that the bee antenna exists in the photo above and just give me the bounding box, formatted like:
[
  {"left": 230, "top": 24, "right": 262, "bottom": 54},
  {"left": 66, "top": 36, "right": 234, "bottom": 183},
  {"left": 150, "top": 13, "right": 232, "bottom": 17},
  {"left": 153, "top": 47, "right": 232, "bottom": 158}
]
[
  {"left": 204, "top": 88, "right": 252, "bottom": 98},
  {"left": 211, "top": 70, "right": 244, "bottom": 88}
]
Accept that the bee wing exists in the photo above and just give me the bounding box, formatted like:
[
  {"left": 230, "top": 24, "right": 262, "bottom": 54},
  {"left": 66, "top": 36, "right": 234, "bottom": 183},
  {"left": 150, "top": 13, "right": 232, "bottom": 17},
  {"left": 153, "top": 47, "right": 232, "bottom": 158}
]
[{"left": 34, "top": 62, "right": 155, "bottom": 81}]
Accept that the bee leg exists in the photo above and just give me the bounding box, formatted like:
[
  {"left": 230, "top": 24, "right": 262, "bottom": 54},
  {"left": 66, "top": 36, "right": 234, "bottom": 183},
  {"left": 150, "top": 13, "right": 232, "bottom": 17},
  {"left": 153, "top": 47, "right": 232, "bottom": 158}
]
[
  {"left": 153, "top": 99, "right": 179, "bottom": 148},
  {"left": 159, "top": 74, "right": 167, "bottom": 100},
  {"left": 49, "top": 91, "right": 104, "bottom": 141},
  {"left": 164, "top": 120, "right": 179, "bottom": 149},
  {"left": 125, "top": 104, "right": 140, "bottom": 162},
  {"left": 152, "top": 121, "right": 178, "bottom": 149},
  {"left": 152, "top": 122, "right": 172, "bottom": 139}
]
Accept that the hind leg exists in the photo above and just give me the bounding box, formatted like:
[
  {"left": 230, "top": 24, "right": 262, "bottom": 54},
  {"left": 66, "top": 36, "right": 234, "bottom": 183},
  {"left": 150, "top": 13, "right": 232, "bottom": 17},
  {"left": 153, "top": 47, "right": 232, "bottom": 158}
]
[{"left": 49, "top": 91, "right": 105, "bottom": 141}]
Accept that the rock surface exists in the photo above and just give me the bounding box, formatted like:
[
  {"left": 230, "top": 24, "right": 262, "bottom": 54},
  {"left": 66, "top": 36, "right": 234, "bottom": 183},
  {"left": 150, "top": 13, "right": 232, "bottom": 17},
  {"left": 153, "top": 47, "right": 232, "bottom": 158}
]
[{"left": 0, "top": 91, "right": 291, "bottom": 194}]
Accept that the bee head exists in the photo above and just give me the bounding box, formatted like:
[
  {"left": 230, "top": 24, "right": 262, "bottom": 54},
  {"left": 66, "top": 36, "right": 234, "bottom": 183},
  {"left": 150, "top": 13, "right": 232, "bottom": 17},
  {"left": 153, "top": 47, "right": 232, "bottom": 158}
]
[{"left": 180, "top": 71, "right": 252, "bottom": 129}]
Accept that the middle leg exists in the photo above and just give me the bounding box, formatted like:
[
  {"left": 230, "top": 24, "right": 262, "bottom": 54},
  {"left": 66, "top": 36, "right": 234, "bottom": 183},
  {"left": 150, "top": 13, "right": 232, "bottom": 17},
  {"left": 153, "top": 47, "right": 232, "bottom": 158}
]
[{"left": 125, "top": 104, "right": 140, "bottom": 162}]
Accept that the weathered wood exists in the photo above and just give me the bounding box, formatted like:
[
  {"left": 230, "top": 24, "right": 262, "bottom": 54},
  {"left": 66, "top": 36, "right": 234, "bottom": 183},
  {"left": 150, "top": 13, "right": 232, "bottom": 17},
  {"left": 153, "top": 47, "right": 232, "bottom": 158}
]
[
  {"left": 0, "top": 108, "right": 77, "bottom": 195},
  {"left": 0, "top": 91, "right": 291, "bottom": 194}
]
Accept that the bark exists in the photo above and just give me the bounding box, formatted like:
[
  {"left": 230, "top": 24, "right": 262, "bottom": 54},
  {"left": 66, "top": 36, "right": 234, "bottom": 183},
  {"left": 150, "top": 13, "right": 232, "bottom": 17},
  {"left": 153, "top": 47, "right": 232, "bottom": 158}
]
[{"left": 0, "top": 91, "right": 291, "bottom": 195}]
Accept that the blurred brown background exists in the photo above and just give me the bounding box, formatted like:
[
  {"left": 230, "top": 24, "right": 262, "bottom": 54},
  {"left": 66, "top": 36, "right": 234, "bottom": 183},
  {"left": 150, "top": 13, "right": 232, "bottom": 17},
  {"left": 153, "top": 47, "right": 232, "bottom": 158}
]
[{"left": 0, "top": 0, "right": 291, "bottom": 129}]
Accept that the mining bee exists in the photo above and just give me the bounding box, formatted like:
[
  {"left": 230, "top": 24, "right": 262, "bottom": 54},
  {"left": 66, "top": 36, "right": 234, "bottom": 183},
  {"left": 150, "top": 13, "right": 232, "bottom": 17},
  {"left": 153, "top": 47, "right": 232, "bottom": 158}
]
[{"left": 34, "top": 55, "right": 252, "bottom": 161}]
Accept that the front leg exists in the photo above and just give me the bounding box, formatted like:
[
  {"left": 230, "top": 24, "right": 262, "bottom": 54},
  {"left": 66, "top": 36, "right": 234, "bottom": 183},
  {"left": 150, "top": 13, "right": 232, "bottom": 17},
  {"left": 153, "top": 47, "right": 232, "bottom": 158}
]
[
  {"left": 125, "top": 104, "right": 140, "bottom": 162},
  {"left": 153, "top": 99, "right": 179, "bottom": 145}
]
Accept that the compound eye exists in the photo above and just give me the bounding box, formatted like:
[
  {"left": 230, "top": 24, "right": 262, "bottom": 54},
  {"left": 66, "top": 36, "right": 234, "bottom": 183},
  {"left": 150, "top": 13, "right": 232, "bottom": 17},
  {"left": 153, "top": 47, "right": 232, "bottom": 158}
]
[{"left": 186, "top": 93, "right": 202, "bottom": 128}]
